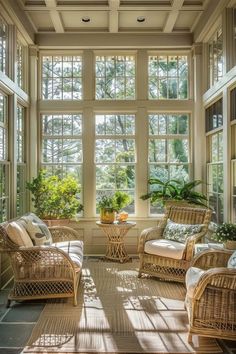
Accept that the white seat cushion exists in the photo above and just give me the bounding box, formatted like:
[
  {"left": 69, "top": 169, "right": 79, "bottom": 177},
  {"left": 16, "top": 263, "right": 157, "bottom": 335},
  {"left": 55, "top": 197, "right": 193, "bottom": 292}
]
[
  {"left": 185, "top": 266, "right": 205, "bottom": 298},
  {"left": 144, "top": 239, "right": 185, "bottom": 260},
  {"left": 52, "top": 240, "right": 83, "bottom": 270}
]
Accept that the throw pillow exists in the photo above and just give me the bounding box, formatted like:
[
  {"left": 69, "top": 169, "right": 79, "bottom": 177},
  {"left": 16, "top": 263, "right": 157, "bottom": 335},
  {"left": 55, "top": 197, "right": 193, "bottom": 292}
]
[
  {"left": 163, "top": 219, "right": 203, "bottom": 243},
  {"left": 227, "top": 251, "right": 236, "bottom": 269},
  {"left": 6, "top": 221, "right": 34, "bottom": 247},
  {"left": 19, "top": 213, "right": 52, "bottom": 246}
]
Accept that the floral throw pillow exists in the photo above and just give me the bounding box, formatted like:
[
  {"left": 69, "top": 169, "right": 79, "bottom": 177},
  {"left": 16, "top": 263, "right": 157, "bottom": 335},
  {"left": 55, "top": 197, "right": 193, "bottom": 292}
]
[
  {"left": 163, "top": 219, "right": 203, "bottom": 244},
  {"left": 19, "top": 213, "right": 52, "bottom": 246}
]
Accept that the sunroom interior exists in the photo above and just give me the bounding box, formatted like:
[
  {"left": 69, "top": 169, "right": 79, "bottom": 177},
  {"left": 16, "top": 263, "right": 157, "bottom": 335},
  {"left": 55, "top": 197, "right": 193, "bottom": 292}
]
[{"left": 0, "top": 0, "right": 236, "bottom": 353}]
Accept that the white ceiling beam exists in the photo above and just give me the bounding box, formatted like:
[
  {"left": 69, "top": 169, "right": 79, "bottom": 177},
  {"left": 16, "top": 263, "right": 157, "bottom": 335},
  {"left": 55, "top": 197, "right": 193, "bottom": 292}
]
[
  {"left": 50, "top": 11, "right": 64, "bottom": 33},
  {"left": 22, "top": 5, "right": 204, "bottom": 11},
  {"left": 36, "top": 32, "right": 193, "bottom": 48},
  {"left": 45, "top": 0, "right": 64, "bottom": 33},
  {"left": 108, "top": 0, "right": 119, "bottom": 33},
  {"left": 163, "top": 0, "right": 184, "bottom": 33}
]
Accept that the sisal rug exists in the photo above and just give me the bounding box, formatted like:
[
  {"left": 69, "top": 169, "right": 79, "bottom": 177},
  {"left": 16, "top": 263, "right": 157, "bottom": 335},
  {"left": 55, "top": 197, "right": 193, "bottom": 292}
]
[{"left": 23, "top": 259, "right": 222, "bottom": 354}]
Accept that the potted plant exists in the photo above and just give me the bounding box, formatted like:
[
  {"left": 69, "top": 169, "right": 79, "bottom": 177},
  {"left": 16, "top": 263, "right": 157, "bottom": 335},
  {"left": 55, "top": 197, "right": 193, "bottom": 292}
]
[
  {"left": 140, "top": 178, "right": 209, "bottom": 209},
  {"left": 26, "top": 169, "right": 83, "bottom": 226},
  {"left": 214, "top": 223, "right": 236, "bottom": 250},
  {"left": 97, "top": 191, "right": 132, "bottom": 224}
]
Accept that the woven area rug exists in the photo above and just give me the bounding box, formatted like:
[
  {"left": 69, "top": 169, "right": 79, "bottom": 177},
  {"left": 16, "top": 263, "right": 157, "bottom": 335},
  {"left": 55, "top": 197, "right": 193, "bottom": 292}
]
[{"left": 23, "top": 259, "right": 222, "bottom": 354}]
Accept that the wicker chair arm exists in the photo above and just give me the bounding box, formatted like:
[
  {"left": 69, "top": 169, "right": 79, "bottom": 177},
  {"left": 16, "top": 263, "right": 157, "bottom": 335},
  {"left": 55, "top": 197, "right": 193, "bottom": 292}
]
[
  {"left": 183, "top": 230, "right": 207, "bottom": 261},
  {"left": 11, "top": 245, "right": 78, "bottom": 279},
  {"left": 190, "top": 249, "right": 232, "bottom": 269},
  {"left": 138, "top": 226, "right": 164, "bottom": 253},
  {"left": 49, "top": 226, "right": 80, "bottom": 243},
  {"left": 192, "top": 268, "right": 236, "bottom": 300}
]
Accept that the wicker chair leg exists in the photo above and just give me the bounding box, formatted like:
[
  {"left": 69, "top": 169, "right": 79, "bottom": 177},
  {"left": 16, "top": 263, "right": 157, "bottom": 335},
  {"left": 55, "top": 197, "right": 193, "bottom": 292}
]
[
  {"left": 6, "top": 299, "right": 11, "bottom": 308},
  {"left": 187, "top": 333, "right": 193, "bottom": 343},
  {"left": 138, "top": 270, "right": 142, "bottom": 278}
]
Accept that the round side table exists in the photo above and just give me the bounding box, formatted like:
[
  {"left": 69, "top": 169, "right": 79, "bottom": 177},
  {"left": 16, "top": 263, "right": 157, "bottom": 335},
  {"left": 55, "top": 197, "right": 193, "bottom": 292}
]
[{"left": 96, "top": 221, "right": 136, "bottom": 263}]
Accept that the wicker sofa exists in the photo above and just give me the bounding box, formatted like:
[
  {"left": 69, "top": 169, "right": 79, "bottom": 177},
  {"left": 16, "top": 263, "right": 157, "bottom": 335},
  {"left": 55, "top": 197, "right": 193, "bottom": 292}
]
[
  {"left": 138, "top": 205, "right": 212, "bottom": 282},
  {"left": 185, "top": 249, "right": 236, "bottom": 342},
  {"left": 0, "top": 213, "right": 83, "bottom": 306}
]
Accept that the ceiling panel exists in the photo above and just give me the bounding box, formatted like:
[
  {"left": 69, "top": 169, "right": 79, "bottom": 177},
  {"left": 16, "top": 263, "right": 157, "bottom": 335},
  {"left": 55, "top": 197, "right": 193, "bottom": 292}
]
[
  {"left": 119, "top": 11, "right": 168, "bottom": 29},
  {"left": 27, "top": 11, "right": 54, "bottom": 31},
  {"left": 61, "top": 11, "right": 108, "bottom": 28},
  {"left": 174, "top": 11, "right": 201, "bottom": 29}
]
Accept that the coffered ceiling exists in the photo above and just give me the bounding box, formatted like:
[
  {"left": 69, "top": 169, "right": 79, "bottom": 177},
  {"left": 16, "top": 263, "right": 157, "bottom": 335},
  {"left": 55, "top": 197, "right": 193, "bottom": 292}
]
[{"left": 18, "top": 0, "right": 209, "bottom": 34}]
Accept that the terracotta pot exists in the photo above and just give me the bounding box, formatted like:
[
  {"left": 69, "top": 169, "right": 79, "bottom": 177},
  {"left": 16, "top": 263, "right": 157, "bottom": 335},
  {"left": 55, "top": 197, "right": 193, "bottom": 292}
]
[
  {"left": 100, "top": 208, "right": 116, "bottom": 224},
  {"left": 224, "top": 240, "right": 236, "bottom": 250}
]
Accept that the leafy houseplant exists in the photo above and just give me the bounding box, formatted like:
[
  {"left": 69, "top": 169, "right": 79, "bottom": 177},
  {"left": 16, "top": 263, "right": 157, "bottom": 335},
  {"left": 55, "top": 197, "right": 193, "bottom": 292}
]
[
  {"left": 140, "top": 178, "right": 208, "bottom": 208},
  {"left": 97, "top": 191, "right": 132, "bottom": 224},
  {"left": 214, "top": 223, "right": 236, "bottom": 249},
  {"left": 26, "top": 170, "right": 83, "bottom": 223}
]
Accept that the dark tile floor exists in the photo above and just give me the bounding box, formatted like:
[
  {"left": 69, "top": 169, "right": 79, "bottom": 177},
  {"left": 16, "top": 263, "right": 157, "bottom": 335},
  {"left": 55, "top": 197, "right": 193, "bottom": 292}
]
[{"left": 0, "top": 283, "right": 236, "bottom": 354}]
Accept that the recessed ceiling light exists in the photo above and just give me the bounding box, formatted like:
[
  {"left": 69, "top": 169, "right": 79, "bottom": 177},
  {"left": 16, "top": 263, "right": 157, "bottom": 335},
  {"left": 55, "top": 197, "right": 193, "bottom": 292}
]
[
  {"left": 82, "top": 16, "right": 91, "bottom": 23},
  {"left": 137, "top": 16, "right": 145, "bottom": 23}
]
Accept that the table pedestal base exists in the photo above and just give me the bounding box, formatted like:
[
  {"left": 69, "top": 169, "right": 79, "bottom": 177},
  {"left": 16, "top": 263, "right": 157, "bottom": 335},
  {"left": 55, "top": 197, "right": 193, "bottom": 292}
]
[{"left": 105, "top": 241, "right": 130, "bottom": 263}]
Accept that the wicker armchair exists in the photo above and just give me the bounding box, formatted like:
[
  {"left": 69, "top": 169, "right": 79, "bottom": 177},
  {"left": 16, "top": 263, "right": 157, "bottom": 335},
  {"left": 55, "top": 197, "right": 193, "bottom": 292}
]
[
  {"left": 0, "top": 220, "right": 83, "bottom": 307},
  {"left": 185, "top": 249, "right": 236, "bottom": 342},
  {"left": 138, "top": 206, "right": 212, "bottom": 282}
]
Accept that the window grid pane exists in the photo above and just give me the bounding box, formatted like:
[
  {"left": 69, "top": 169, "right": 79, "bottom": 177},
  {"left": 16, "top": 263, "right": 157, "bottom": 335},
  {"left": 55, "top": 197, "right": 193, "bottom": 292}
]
[
  {"left": 0, "top": 17, "right": 7, "bottom": 74},
  {"left": 148, "top": 113, "right": 190, "bottom": 214},
  {"left": 42, "top": 56, "right": 82, "bottom": 100},
  {"left": 207, "top": 131, "right": 224, "bottom": 223},
  {"left": 41, "top": 114, "right": 83, "bottom": 188},
  {"left": 95, "top": 56, "right": 135, "bottom": 100},
  {"left": 148, "top": 55, "right": 188, "bottom": 99},
  {"left": 95, "top": 114, "right": 135, "bottom": 213},
  {"left": 16, "top": 104, "right": 27, "bottom": 216},
  {"left": 208, "top": 27, "right": 223, "bottom": 87},
  {"left": 0, "top": 92, "right": 9, "bottom": 222}
]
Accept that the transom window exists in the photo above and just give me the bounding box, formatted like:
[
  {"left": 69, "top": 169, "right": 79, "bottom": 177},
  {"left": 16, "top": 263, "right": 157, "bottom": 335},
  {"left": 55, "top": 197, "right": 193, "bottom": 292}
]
[
  {"left": 0, "top": 17, "right": 7, "bottom": 74},
  {"left": 0, "top": 92, "right": 9, "bottom": 222},
  {"left": 208, "top": 27, "right": 223, "bottom": 87},
  {"left": 95, "top": 114, "right": 135, "bottom": 213},
  {"left": 148, "top": 55, "right": 188, "bottom": 99},
  {"left": 95, "top": 55, "right": 135, "bottom": 100},
  {"left": 148, "top": 113, "right": 190, "bottom": 214},
  {"left": 41, "top": 114, "right": 83, "bottom": 185},
  {"left": 42, "top": 55, "right": 82, "bottom": 100},
  {"left": 205, "top": 98, "right": 223, "bottom": 131}
]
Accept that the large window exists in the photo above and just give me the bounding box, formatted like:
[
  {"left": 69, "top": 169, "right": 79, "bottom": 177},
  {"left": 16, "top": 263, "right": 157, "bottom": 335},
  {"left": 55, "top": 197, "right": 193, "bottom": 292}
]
[
  {"left": 148, "top": 55, "right": 188, "bottom": 99},
  {"left": 208, "top": 27, "right": 223, "bottom": 87},
  {"left": 95, "top": 55, "right": 135, "bottom": 100},
  {"left": 95, "top": 114, "right": 135, "bottom": 213},
  {"left": 148, "top": 113, "right": 190, "bottom": 214},
  {"left": 231, "top": 87, "right": 236, "bottom": 222},
  {"left": 206, "top": 99, "right": 223, "bottom": 222},
  {"left": 0, "top": 17, "right": 7, "bottom": 74},
  {"left": 0, "top": 93, "right": 9, "bottom": 222},
  {"left": 42, "top": 55, "right": 82, "bottom": 100},
  {"left": 16, "top": 105, "right": 27, "bottom": 216},
  {"left": 41, "top": 114, "right": 83, "bottom": 184}
]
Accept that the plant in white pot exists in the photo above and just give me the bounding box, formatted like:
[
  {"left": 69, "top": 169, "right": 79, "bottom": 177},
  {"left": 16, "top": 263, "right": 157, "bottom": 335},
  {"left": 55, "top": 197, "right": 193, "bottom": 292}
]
[
  {"left": 214, "top": 223, "right": 236, "bottom": 250},
  {"left": 26, "top": 169, "right": 83, "bottom": 226}
]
